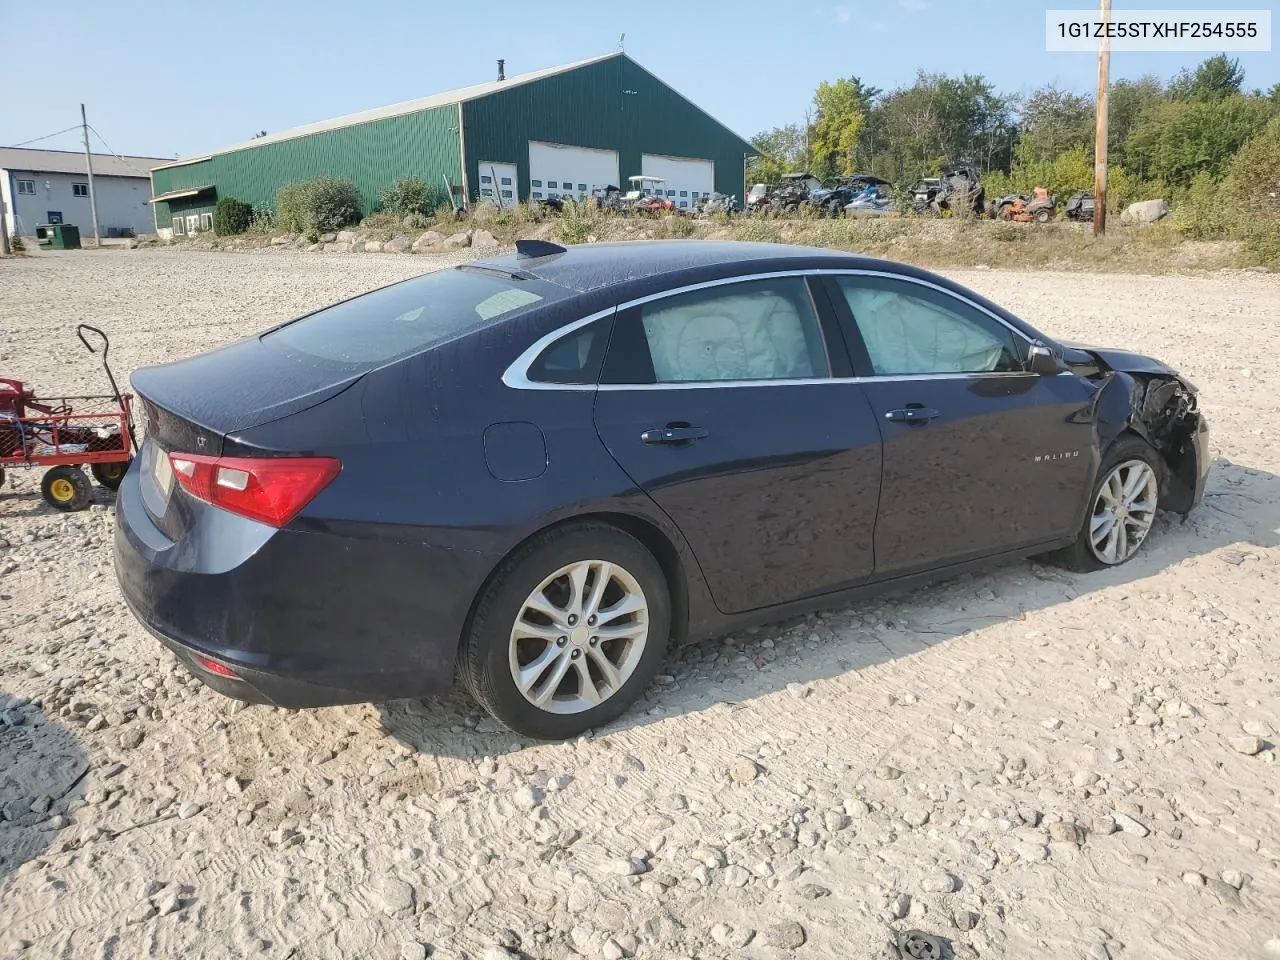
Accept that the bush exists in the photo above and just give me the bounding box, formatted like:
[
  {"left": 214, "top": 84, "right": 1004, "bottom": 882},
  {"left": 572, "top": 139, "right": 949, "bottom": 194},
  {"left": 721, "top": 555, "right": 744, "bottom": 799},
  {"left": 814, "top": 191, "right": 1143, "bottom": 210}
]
[
  {"left": 275, "top": 176, "right": 361, "bottom": 233},
  {"left": 1222, "top": 116, "right": 1280, "bottom": 213},
  {"left": 379, "top": 177, "right": 444, "bottom": 217},
  {"left": 212, "top": 196, "right": 254, "bottom": 236}
]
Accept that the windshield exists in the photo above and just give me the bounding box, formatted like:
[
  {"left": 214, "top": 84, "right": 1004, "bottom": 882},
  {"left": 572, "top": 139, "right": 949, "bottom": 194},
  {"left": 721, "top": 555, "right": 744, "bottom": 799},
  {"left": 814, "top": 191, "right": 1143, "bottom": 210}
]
[{"left": 263, "top": 267, "right": 564, "bottom": 368}]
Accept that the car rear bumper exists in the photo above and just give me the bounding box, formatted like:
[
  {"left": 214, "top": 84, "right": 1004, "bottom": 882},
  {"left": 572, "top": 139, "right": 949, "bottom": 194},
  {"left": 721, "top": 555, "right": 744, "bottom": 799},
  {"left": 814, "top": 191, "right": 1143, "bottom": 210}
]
[{"left": 112, "top": 461, "right": 470, "bottom": 708}]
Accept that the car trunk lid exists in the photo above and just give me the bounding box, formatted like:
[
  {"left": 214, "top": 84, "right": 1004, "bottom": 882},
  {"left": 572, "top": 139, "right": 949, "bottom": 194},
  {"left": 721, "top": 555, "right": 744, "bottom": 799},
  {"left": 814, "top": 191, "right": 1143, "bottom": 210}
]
[{"left": 131, "top": 336, "right": 364, "bottom": 538}]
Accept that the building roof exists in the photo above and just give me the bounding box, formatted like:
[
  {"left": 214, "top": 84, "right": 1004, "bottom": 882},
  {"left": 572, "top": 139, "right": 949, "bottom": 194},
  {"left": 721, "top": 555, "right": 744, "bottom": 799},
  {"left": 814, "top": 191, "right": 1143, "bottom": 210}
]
[
  {"left": 156, "top": 52, "right": 752, "bottom": 171},
  {"left": 0, "top": 147, "right": 168, "bottom": 179}
]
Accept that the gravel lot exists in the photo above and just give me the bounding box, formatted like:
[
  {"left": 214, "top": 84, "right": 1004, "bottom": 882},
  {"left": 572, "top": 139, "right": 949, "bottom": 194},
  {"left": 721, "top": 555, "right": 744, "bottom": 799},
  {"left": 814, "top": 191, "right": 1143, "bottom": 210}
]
[{"left": 2, "top": 248, "right": 1279, "bottom": 960}]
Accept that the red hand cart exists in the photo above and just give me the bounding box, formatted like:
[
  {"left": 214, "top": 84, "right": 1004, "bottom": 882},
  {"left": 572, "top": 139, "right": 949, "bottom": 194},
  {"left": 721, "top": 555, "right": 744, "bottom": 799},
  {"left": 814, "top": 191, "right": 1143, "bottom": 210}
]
[{"left": 0, "top": 324, "right": 137, "bottom": 511}]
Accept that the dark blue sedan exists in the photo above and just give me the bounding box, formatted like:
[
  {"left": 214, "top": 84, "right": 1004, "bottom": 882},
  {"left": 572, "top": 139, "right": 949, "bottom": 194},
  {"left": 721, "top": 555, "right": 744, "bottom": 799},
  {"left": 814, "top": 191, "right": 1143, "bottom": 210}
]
[{"left": 113, "top": 240, "right": 1209, "bottom": 739}]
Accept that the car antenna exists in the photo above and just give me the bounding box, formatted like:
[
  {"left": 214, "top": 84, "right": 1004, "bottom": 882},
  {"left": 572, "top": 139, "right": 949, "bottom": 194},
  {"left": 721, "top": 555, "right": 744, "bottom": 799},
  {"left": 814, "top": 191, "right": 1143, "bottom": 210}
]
[{"left": 515, "top": 239, "right": 567, "bottom": 260}]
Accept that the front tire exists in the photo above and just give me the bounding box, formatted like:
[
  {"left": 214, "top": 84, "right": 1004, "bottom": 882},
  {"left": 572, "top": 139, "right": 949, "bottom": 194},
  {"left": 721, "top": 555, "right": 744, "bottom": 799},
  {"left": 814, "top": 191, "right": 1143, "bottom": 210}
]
[
  {"left": 1055, "top": 435, "right": 1161, "bottom": 572},
  {"left": 460, "top": 523, "right": 672, "bottom": 740},
  {"left": 42, "top": 466, "right": 92, "bottom": 511}
]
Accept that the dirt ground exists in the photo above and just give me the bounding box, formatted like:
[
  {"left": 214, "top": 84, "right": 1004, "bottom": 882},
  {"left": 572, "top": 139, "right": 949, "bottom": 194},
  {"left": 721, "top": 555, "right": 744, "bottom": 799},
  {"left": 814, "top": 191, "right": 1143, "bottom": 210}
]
[{"left": 1, "top": 248, "right": 1279, "bottom": 960}]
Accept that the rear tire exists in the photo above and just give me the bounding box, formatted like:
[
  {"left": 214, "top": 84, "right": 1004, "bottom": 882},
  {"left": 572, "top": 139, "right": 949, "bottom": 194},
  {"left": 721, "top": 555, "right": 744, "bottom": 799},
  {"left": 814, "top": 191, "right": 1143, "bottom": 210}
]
[
  {"left": 1053, "top": 435, "right": 1162, "bottom": 572},
  {"left": 460, "top": 522, "right": 672, "bottom": 740},
  {"left": 91, "top": 459, "right": 130, "bottom": 490},
  {"left": 42, "top": 466, "right": 92, "bottom": 511}
]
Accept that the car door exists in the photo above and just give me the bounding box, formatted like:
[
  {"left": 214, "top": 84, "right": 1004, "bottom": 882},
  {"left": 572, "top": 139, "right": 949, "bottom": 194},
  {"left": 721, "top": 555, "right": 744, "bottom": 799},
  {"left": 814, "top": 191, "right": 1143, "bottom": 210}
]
[
  {"left": 592, "top": 274, "right": 883, "bottom": 615},
  {"left": 824, "top": 272, "right": 1098, "bottom": 577}
]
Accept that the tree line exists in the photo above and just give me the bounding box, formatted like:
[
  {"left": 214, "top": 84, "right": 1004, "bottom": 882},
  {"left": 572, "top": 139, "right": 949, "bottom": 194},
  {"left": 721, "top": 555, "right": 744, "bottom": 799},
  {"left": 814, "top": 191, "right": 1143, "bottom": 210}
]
[{"left": 750, "top": 55, "right": 1280, "bottom": 209}]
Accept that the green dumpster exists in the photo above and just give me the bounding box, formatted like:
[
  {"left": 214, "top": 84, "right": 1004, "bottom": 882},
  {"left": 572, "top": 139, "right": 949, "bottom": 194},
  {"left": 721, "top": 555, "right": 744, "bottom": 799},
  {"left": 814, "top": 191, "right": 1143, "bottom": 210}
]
[{"left": 34, "top": 224, "right": 81, "bottom": 250}]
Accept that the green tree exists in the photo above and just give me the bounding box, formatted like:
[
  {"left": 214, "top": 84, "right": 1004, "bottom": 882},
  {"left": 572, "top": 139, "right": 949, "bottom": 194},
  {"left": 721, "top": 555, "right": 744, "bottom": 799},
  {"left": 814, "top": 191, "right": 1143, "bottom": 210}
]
[
  {"left": 1168, "top": 55, "right": 1245, "bottom": 102},
  {"left": 748, "top": 123, "right": 806, "bottom": 183},
  {"left": 1124, "top": 94, "right": 1274, "bottom": 188},
  {"left": 1017, "top": 85, "right": 1094, "bottom": 162},
  {"left": 1268, "top": 82, "right": 1280, "bottom": 106},
  {"left": 809, "top": 78, "right": 867, "bottom": 178},
  {"left": 1108, "top": 76, "right": 1163, "bottom": 166}
]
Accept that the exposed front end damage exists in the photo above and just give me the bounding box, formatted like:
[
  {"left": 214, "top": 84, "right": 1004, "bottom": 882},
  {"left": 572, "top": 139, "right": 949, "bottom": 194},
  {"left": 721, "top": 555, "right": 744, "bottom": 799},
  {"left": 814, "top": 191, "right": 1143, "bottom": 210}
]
[{"left": 1064, "top": 344, "right": 1210, "bottom": 516}]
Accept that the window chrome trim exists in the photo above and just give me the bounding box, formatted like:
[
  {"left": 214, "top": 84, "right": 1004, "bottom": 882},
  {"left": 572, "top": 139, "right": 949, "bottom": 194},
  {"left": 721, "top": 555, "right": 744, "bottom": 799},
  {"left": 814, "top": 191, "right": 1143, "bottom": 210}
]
[{"left": 501, "top": 268, "right": 1041, "bottom": 392}]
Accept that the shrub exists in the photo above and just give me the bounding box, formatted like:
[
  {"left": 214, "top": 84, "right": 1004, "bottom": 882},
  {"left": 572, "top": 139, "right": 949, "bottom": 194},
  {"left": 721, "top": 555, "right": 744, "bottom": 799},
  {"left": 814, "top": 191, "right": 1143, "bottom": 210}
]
[
  {"left": 275, "top": 176, "right": 361, "bottom": 233},
  {"left": 379, "top": 177, "right": 444, "bottom": 217},
  {"left": 554, "top": 199, "right": 597, "bottom": 244},
  {"left": 212, "top": 196, "right": 254, "bottom": 236},
  {"left": 1222, "top": 116, "right": 1280, "bottom": 213},
  {"left": 657, "top": 213, "right": 695, "bottom": 238}
]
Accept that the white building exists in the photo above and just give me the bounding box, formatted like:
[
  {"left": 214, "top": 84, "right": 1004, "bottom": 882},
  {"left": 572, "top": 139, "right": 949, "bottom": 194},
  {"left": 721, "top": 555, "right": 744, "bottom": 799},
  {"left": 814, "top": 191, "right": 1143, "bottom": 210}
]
[{"left": 1, "top": 147, "right": 169, "bottom": 239}]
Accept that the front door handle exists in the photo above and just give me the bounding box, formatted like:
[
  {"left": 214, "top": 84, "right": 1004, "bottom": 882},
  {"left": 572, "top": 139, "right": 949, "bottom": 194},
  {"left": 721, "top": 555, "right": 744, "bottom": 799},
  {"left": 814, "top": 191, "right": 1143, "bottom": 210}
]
[
  {"left": 885, "top": 406, "right": 941, "bottom": 424},
  {"left": 641, "top": 423, "right": 709, "bottom": 445}
]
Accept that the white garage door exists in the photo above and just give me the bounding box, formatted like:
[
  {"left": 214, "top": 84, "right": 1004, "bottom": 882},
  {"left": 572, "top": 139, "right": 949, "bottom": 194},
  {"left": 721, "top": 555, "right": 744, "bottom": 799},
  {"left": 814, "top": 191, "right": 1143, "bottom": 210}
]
[
  {"left": 641, "top": 154, "right": 715, "bottom": 209},
  {"left": 528, "top": 141, "right": 620, "bottom": 202}
]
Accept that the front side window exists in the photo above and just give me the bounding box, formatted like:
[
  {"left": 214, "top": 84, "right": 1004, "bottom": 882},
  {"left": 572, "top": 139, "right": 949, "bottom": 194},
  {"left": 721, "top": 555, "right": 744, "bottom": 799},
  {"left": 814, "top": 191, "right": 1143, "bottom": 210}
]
[
  {"left": 16, "top": 179, "right": 35, "bottom": 195},
  {"left": 172, "top": 216, "right": 185, "bottom": 236},
  {"left": 73, "top": 183, "right": 89, "bottom": 197},
  {"left": 618, "top": 277, "right": 830, "bottom": 384},
  {"left": 834, "top": 276, "right": 1024, "bottom": 376}
]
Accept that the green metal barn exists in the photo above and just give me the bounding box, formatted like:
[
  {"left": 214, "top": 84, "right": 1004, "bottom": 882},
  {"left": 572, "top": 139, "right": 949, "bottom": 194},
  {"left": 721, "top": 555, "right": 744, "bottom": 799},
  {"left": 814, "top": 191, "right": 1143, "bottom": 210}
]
[{"left": 150, "top": 53, "right": 755, "bottom": 236}]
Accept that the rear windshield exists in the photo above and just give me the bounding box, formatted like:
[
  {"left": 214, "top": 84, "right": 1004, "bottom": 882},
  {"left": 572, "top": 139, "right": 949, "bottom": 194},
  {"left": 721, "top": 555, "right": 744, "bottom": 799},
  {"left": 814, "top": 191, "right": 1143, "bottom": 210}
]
[{"left": 262, "top": 267, "right": 563, "bottom": 367}]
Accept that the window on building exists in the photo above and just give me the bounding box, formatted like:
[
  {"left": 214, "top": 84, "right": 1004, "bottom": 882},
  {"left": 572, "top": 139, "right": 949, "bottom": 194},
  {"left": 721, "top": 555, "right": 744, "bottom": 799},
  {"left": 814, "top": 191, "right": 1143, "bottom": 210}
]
[
  {"left": 532, "top": 191, "right": 543, "bottom": 199},
  {"left": 500, "top": 190, "right": 513, "bottom": 199},
  {"left": 73, "top": 183, "right": 89, "bottom": 197},
  {"left": 500, "top": 177, "right": 512, "bottom": 186},
  {"left": 200, "top": 212, "right": 213, "bottom": 231},
  {"left": 480, "top": 175, "right": 493, "bottom": 184},
  {"left": 577, "top": 183, "right": 586, "bottom": 192},
  {"left": 531, "top": 179, "right": 543, "bottom": 188},
  {"left": 172, "top": 216, "right": 186, "bottom": 236},
  {"left": 563, "top": 182, "right": 572, "bottom": 189},
  {"left": 16, "top": 180, "right": 35, "bottom": 195}
]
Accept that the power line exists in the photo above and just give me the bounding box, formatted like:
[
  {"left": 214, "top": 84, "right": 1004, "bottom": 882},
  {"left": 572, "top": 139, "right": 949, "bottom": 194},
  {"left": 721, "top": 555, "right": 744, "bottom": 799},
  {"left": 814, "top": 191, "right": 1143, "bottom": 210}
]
[
  {"left": 7, "top": 125, "right": 82, "bottom": 148},
  {"left": 88, "top": 124, "right": 124, "bottom": 161}
]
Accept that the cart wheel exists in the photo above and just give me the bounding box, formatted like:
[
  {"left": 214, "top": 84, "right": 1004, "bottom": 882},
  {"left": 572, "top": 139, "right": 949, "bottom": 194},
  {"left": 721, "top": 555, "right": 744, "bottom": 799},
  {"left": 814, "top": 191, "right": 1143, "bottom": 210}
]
[
  {"left": 42, "top": 466, "right": 92, "bottom": 512},
  {"left": 91, "top": 459, "right": 131, "bottom": 490}
]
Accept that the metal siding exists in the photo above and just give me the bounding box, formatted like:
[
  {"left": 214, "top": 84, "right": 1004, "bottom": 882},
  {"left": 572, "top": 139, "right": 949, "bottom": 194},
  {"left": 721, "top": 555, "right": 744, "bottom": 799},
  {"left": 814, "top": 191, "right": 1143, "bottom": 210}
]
[
  {"left": 151, "top": 106, "right": 462, "bottom": 222},
  {"left": 462, "top": 56, "right": 752, "bottom": 204}
]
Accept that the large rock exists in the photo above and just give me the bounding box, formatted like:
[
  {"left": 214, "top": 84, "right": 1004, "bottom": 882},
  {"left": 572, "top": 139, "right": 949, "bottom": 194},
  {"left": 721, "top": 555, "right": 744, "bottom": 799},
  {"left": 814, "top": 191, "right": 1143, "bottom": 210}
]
[
  {"left": 384, "top": 236, "right": 413, "bottom": 253},
  {"left": 1121, "top": 199, "right": 1170, "bottom": 225},
  {"left": 364, "top": 240, "right": 384, "bottom": 253},
  {"left": 411, "top": 231, "right": 445, "bottom": 252},
  {"left": 336, "top": 230, "right": 358, "bottom": 242},
  {"left": 472, "top": 229, "right": 499, "bottom": 250},
  {"left": 323, "top": 242, "right": 351, "bottom": 253},
  {"left": 438, "top": 231, "right": 472, "bottom": 251}
]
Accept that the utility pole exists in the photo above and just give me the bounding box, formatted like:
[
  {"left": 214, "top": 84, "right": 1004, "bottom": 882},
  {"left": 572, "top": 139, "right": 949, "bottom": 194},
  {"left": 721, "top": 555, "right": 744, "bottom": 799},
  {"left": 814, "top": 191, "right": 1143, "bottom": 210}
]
[
  {"left": 81, "top": 103, "right": 101, "bottom": 245},
  {"left": 1093, "top": 0, "right": 1111, "bottom": 236}
]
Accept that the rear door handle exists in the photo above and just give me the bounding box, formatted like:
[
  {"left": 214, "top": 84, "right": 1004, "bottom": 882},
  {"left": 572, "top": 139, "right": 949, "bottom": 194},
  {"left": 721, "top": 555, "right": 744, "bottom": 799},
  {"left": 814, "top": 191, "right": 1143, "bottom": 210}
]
[
  {"left": 641, "top": 424, "right": 709, "bottom": 445},
  {"left": 885, "top": 406, "right": 941, "bottom": 424}
]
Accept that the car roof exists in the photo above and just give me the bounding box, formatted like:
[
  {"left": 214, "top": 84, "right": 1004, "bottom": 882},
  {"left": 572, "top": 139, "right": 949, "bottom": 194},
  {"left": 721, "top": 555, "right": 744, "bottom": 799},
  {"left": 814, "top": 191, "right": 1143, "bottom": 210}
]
[{"left": 470, "top": 240, "right": 897, "bottom": 296}]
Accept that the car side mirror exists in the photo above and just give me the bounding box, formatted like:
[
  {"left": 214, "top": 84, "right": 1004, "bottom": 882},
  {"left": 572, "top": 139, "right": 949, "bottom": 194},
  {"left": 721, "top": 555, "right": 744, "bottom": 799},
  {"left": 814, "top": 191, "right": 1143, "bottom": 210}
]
[{"left": 1027, "top": 341, "right": 1064, "bottom": 376}]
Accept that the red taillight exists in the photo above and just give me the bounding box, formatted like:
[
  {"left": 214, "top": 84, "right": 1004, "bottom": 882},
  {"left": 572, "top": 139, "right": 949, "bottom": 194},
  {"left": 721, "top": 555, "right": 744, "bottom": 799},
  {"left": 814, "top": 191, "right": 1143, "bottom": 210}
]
[
  {"left": 195, "top": 655, "right": 238, "bottom": 678},
  {"left": 168, "top": 453, "right": 340, "bottom": 527}
]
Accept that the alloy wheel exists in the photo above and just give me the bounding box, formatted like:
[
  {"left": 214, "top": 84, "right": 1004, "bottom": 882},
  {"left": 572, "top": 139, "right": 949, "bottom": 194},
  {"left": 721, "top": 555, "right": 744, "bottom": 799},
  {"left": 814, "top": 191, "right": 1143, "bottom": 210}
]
[
  {"left": 508, "top": 560, "right": 649, "bottom": 715},
  {"left": 1088, "top": 459, "right": 1158, "bottom": 564}
]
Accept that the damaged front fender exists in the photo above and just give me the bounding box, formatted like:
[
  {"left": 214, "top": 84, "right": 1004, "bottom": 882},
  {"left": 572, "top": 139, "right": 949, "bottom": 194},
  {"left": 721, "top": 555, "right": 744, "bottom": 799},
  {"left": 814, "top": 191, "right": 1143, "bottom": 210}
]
[{"left": 1079, "top": 358, "right": 1209, "bottom": 516}]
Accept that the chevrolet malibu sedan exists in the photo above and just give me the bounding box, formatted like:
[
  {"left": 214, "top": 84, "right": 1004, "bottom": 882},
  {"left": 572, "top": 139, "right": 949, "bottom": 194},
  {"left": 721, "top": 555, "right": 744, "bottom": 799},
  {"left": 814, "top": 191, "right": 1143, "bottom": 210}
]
[{"left": 114, "top": 240, "right": 1209, "bottom": 740}]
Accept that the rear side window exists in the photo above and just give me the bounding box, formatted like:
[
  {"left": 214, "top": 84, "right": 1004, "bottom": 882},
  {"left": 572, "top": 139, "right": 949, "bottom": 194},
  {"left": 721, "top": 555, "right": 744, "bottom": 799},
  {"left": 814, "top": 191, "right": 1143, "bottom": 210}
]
[
  {"left": 607, "top": 277, "right": 830, "bottom": 384},
  {"left": 264, "top": 268, "right": 563, "bottom": 367}
]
